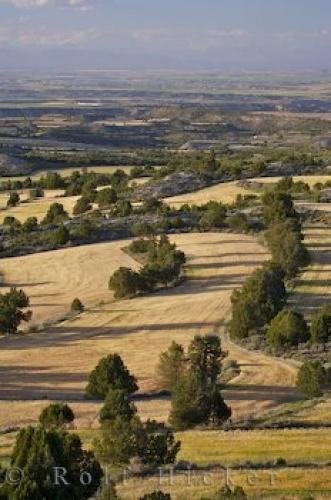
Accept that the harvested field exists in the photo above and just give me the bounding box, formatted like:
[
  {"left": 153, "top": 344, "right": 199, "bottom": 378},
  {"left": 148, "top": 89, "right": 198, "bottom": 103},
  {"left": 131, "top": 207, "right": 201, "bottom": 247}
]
[
  {"left": 0, "top": 189, "right": 79, "bottom": 223},
  {"left": 165, "top": 175, "right": 331, "bottom": 207},
  {"left": 0, "top": 232, "right": 299, "bottom": 427},
  {"left": 118, "top": 467, "right": 331, "bottom": 499},
  {"left": 291, "top": 225, "right": 331, "bottom": 314}
]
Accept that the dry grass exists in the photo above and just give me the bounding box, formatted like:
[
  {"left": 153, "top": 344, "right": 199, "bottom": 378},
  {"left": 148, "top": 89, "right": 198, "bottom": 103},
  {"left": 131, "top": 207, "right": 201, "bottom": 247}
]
[
  {"left": 177, "top": 428, "right": 331, "bottom": 466},
  {"left": 164, "top": 175, "right": 331, "bottom": 208},
  {"left": 290, "top": 225, "right": 331, "bottom": 314},
  {"left": 0, "top": 189, "right": 79, "bottom": 223},
  {"left": 0, "top": 232, "right": 299, "bottom": 426},
  {"left": 118, "top": 467, "right": 331, "bottom": 499}
]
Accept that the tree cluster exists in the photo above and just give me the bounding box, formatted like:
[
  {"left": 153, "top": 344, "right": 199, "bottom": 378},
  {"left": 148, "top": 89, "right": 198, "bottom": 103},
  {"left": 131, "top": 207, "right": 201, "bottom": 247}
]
[
  {"left": 158, "top": 336, "right": 231, "bottom": 431},
  {"left": 109, "top": 235, "right": 186, "bottom": 299}
]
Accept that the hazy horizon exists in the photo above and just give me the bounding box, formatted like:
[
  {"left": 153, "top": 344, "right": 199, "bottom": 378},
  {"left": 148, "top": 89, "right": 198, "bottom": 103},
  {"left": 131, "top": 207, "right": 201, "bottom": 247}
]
[{"left": 0, "top": 0, "right": 330, "bottom": 71}]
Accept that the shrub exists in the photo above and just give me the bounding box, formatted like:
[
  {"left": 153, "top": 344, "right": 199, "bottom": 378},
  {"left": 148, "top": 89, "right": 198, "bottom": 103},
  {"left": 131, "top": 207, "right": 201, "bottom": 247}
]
[
  {"left": 0, "top": 288, "right": 32, "bottom": 335},
  {"left": 71, "top": 298, "right": 84, "bottom": 312},
  {"left": 50, "top": 224, "right": 70, "bottom": 246},
  {"left": 42, "top": 202, "right": 69, "bottom": 225},
  {"left": 114, "top": 199, "right": 132, "bottom": 217},
  {"left": 96, "top": 187, "right": 117, "bottom": 207},
  {"left": 140, "top": 492, "right": 171, "bottom": 500},
  {"left": 227, "top": 212, "right": 250, "bottom": 232},
  {"left": 7, "top": 191, "right": 20, "bottom": 207},
  {"left": 22, "top": 216, "right": 38, "bottom": 233},
  {"left": 296, "top": 361, "right": 326, "bottom": 398},
  {"left": 73, "top": 196, "right": 92, "bottom": 215},
  {"left": 199, "top": 201, "right": 227, "bottom": 229},
  {"left": 230, "top": 264, "right": 286, "bottom": 339},
  {"left": 128, "top": 238, "right": 153, "bottom": 254},
  {"left": 310, "top": 304, "right": 331, "bottom": 344},
  {"left": 109, "top": 267, "right": 143, "bottom": 299},
  {"left": 39, "top": 403, "right": 75, "bottom": 428},
  {"left": 262, "top": 190, "right": 297, "bottom": 226},
  {"left": 267, "top": 309, "right": 310, "bottom": 349},
  {"left": 86, "top": 353, "right": 138, "bottom": 399}
]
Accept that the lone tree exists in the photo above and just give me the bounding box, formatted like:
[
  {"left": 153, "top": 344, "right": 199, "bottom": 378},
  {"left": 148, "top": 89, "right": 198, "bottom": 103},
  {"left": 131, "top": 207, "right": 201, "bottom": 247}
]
[
  {"left": 310, "top": 304, "right": 331, "bottom": 344},
  {"left": 0, "top": 425, "right": 103, "bottom": 499},
  {"left": 73, "top": 196, "right": 92, "bottom": 215},
  {"left": 188, "top": 335, "right": 225, "bottom": 386},
  {"left": 0, "top": 288, "right": 32, "bottom": 335},
  {"left": 296, "top": 361, "right": 326, "bottom": 398},
  {"left": 42, "top": 202, "right": 69, "bottom": 225},
  {"left": 7, "top": 191, "right": 20, "bottom": 207},
  {"left": 39, "top": 403, "right": 75, "bottom": 429},
  {"left": 267, "top": 309, "right": 310, "bottom": 349},
  {"left": 71, "top": 298, "right": 84, "bottom": 312},
  {"left": 157, "top": 341, "right": 186, "bottom": 390},
  {"left": 86, "top": 353, "right": 138, "bottom": 399},
  {"left": 96, "top": 187, "right": 118, "bottom": 208}
]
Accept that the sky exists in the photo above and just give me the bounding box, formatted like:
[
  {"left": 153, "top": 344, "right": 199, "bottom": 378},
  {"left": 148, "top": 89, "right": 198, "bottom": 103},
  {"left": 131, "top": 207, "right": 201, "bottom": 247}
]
[{"left": 0, "top": 0, "right": 330, "bottom": 71}]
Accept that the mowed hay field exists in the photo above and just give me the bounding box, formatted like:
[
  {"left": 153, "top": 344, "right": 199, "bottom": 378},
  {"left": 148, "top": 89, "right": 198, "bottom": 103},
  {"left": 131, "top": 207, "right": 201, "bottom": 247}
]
[
  {"left": 0, "top": 189, "right": 79, "bottom": 223},
  {"left": 118, "top": 467, "right": 331, "bottom": 499},
  {"left": 165, "top": 175, "right": 331, "bottom": 207},
  {"left": 291, "top": 224, "right": 331, "bottom": 314},
  {"left": 0, "top": 232, "right": 299, "bottom": 427}
]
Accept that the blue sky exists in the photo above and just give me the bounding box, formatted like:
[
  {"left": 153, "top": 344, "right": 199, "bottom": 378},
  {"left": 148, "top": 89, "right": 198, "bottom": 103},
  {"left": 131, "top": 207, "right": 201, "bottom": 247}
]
[{"left": 0, "top": 0, "right": 330, "bottom": 70}]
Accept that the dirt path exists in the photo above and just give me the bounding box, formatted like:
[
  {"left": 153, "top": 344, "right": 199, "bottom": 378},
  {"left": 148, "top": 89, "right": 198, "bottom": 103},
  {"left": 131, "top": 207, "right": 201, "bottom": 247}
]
[{"left": 0, "top": 232, "right": 299, "bottom": 426}]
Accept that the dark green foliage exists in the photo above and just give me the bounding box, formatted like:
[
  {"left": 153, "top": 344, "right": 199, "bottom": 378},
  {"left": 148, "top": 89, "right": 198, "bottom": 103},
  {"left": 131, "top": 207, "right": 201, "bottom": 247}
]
[
  {"left": 86, "top": 353, "right": 138, "bottom": 399},
  {"left": 40, "top": 171, "right": 65, "bottom": 189},
  {"left": 71, "top": 218, "right": 94, "bottom": 239},
  {"left": 71, "top": 298, "right": 84, "bottom": 312},
  {"left": 22, "top": 216, "right": 38, "bottom": 233},
  {"left": 7, "top": 191, "right": 20, "bottom": 207},
  {"left": 114, "top": 199, "right": 132, "bottom": 217},
  {"left": 96, "top": 187, "right": 118, "bottom": 207},
  {"left": 296, "top": 361, "right": 326, "bottom": 398},
  {"left": 310, "top": 304, "right": 331, "bottom": 344},
  {"left": 188, "top": 335, "right": 225, "bottom": 386},
  {"left": 0, "top": 288, "right": 32, "bottom": 335},
  {"left": 42, "top": 202, "right": 69, "bottom": 225},
  {"left": 1, "top": 425, "right": 102, "bottom": 499},
  {"left": 227, "top": 212, "right": 250, "bottom": 233},
  {"left": 199, "top": 201, "right": 227, "bottom": 229},
  {"left": 262, "top": 189, "right": 297, "bottom": 227},
  {"left": 29, "top": 187, "right": 44, "bottom": 199},
  {"left": 157, "top": 341, "right": 186, "bottom": 390},
  {"left": 110, "top": 236, "right": 185, "bottom": 299},
  {"left": 141, "top": 197, "right": 163, "bottom": 214},
  {"left": 99, "top": 389, "right": 136, "bottom": 423},
  {"left": 97, "top": 416, "right": 180, "bottom": 467},
  {"left": 267, "top": 309, "right": 310, "bottom": 349},
  {"left": 140, "top": 492, "right": 171, "bottom": 500},
  {"left": 109, "top": 267, "right": 143, "bottom": 299},
  {"left": 73, "top": 196, "right": 92, "bottom": 215},
  {"left": 214, "top": 485, "right": 247, "bottom": 499},
  {"left": 39, "top": 403, "right": 75, "bottom": 429},
  {"left": 265, "top": 219, "right": 310, "bottom": 278},
  {"left": 128, "top": 238, "right": 153, "bottom": 254},
  {"left": 50, "top": 224, "right": 70, "bottom": 246},
  {"left": 132, "top": 222, "right": 156, "bottom": 237},
  {"left": 230, "top": 264, "right": 287, "bottom": 339}
]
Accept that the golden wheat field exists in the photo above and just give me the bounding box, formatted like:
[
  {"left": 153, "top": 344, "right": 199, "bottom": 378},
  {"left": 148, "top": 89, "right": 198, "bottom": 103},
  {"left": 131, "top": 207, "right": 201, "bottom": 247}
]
[
  {"left": 165, "top": 175, "right": 331, "bottom": 207},
  {"left": 117, "top": 467, "right": 331, "bottom": 499},
  {"left": 0, "top": 232, "right": 300, "bottom": 428},
  {"left": 0, "top": 189, "right": 79, "bottom": 223}
]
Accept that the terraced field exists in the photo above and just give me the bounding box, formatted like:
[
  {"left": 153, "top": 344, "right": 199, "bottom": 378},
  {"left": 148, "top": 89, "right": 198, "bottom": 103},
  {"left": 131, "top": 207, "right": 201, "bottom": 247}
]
[
  {"left": 165, "top": 175, "right": 331, "bottom": 207},
  {"left": 0, "top": 232, "right": 299, "bottom": 428}
]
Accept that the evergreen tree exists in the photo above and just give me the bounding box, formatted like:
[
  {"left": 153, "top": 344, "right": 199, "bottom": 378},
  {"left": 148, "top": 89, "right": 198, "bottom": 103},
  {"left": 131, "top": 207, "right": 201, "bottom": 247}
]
[
  {"left": 157, "top": 341, "right": 186, "bottom": 390},
  {"left": 0, "top": 288, "right": 32, "bottom": 335},
  {"left": 310, "top": 304, "right": 331, "bottom": 344},
  {"left": 86, "top": 353, "right": 138, "bottom": 399},
  {"left": 39, "top": 403, "right": 75, "bottom": 429},
  {"left": 296, "top": 361, "right": 326, "bottom": 398},
  {"left": 99, "top": 389, "right": 137, "bottom": 423},
  {"left": 267, "top": 309, "right": 310, "bottom": 349}
]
